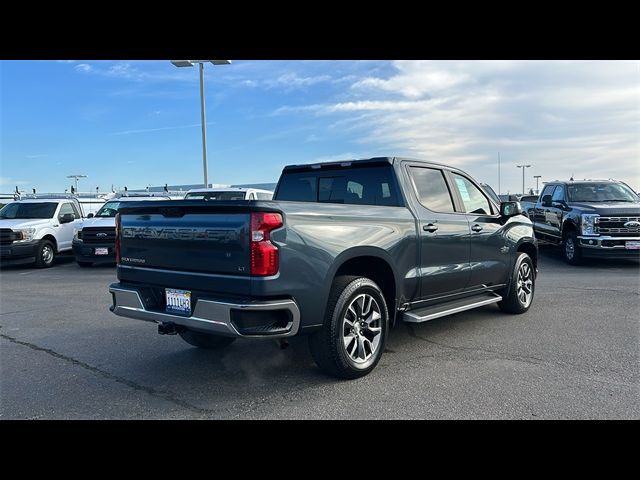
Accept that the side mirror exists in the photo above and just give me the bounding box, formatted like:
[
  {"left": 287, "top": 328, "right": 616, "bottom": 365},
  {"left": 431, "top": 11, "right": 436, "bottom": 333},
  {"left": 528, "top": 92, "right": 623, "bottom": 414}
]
[
  {"left": 541, "top": 194, "right": 552, "bottom": 207},
  {"left": 87, "top": 213, "right": 94, "bottom": 218},
  {"left": 59, "top": 213, "right": 75, "bottom": 224},
  {"left": 500, "top": 201, "right": 523, "bottom": 218}
]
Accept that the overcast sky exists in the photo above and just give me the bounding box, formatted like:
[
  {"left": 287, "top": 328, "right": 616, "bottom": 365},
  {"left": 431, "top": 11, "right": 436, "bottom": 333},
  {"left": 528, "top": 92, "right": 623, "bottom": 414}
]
[{"left": 2, "top": 60, "right": 639, "bottom": 194}]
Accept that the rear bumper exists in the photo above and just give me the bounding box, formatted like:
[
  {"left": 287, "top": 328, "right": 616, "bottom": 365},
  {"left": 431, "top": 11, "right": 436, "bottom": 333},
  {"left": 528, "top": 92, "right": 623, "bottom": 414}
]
[
  {"left": 0, "top": 241, "right": 39, "bottom": 265},
  {"left": 578, "top": 235, "right": 640, "bottom": 259},
  {"left": 109, "top": 283, "right": 301, "bottom": 339},
  {"left": 72, "top": 240, "right": 115, "bottom": 264}
]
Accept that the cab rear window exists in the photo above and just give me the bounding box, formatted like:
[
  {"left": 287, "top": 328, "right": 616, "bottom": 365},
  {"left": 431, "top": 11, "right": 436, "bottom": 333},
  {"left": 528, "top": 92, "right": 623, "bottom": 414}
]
[{"left": 275, "top": 166, "right": 402, "bottom": 206}]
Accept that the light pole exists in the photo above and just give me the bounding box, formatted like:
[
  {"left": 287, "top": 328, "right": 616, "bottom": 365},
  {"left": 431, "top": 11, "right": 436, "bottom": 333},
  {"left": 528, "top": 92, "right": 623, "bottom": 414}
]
[
  {"left": 67, "top": 174, "right": 87, "bottom": 194},
  {"left": 170, "top": 60, "right": 231, "bottom": 188},
  {"left": 516, "top": 165, "right": 531, "bottom": 196},
  {"left": 533, "top": 175, "right": 542, "bottom": 195}
]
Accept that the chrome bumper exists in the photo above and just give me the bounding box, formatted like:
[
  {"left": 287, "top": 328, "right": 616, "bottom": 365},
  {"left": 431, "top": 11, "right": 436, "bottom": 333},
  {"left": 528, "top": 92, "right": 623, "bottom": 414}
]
[
  {"left": 577, "top": 235, "right": 640, "bottom": 249},
  {"left": 109, "top": 285, "right": 301, "bottom": 338}
]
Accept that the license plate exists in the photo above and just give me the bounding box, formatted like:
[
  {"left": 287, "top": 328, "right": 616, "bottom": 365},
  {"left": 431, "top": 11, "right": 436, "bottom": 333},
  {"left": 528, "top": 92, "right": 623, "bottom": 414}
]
[
  {"left": 94, "top": 247, "right": 109, "bottom": 255},
  {"left": 625, "top": 241, "right": 640, "bottom": 250},
  {"left": 166, "top": 288, "right": 191, "bottom": 315}
]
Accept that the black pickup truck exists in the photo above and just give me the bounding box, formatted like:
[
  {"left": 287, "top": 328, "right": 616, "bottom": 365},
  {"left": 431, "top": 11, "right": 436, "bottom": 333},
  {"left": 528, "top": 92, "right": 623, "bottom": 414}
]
[
  {"left": 109, "top": 157, "right": 538, "bottom": 378},
  {"left": 520, "top": 180, "right": 640, "bottom": 264}
]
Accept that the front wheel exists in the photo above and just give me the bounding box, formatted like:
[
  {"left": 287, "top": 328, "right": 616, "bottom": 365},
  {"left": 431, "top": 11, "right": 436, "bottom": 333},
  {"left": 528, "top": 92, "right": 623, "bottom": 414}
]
[
  {"left": 34, "top": 240, "right": 56, "bottom": 268},
  {"left": 178, "top": 330, "right": 236, "bottom": 349},
  {"left": 562, "top": 231, "right": 583, "bottom": 265},
  {"left": 309, "top": 276, "right": 389, "bottom": 379},
  {"left": 498, "top": 252, "right": 536, "bottom": 314}
]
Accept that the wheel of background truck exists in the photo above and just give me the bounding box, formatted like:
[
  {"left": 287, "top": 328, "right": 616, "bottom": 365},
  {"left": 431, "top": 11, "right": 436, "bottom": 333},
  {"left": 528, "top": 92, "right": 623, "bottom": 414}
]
[
  {"left": 562, "top": 231, "right": 583, "bottom": 265},
  {"left": 77, "top": 261, "right": 93, "bottom": 268},
  {"left": 34, "top": 240, "right": 55, "bottom": 268},
  {"left": 178, "top": 330, "right": 236, "bottom": 349},
  {"left": 498, "top": 252, "right": 535, "bottom": 314},
  {"left": 308, "top": 276, "right": 389, "bottom": 379}
]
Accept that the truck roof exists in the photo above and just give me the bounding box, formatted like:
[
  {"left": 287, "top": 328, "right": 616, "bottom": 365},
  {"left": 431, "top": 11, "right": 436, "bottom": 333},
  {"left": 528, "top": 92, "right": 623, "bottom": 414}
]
[
  {"left": 547, "top": 179, "right": 623, "bottom": 184},
  {"left": 186, "top": 187, "right": 273, "bottom": 194},
  {"left": 282, "top": 156, "right": 456, "bottom": 173}
]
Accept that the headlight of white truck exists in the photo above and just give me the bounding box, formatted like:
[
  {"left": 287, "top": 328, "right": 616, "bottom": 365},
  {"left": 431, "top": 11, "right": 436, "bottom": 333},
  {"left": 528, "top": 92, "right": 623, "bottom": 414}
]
[
  {"left": 581, "top": 214, "right": 599, "bottom": 235},
  {"left": 14, "top": 228, "right": 36, "bottom": 242},
  {"left": 73, "top": 227, "right": 83, "bottom": 240}
]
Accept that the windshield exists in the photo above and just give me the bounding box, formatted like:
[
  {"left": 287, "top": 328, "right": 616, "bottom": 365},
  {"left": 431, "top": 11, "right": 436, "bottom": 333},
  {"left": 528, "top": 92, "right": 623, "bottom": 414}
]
[
  {"left": 0, "top": 202, "right": 57, "bottom": 219},
  {"left": 185, "top": 191, "right": 247, "bottom": 201},
  {"left": 94, "top": 201, "right": 121, "bottom": 217},
  {"left": 567, "top": 183, "right": 638, "bottom": 202}
]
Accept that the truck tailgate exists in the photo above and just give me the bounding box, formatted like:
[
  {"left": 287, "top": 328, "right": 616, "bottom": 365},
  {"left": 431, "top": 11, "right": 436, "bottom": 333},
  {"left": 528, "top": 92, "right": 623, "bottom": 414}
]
[{"left": 118, "top": 202, "right": 258, "bottom": 276}]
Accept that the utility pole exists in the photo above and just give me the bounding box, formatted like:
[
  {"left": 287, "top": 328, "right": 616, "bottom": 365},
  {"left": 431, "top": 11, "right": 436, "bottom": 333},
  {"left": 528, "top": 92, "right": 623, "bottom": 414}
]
[
  {"left": 67, "top": 175, "right": 87, "bottom": 194},
  {"left": 534, "top": 175, "right": 542, "bottom": 195},
  {"left": 516, "top": 165, "right": 531, "bottom": 196}
]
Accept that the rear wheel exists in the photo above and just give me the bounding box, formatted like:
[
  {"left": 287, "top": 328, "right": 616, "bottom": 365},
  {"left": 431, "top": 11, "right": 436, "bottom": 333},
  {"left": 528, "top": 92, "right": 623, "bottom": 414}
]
[
  {"left": 562, "top": 231, "right": 583, "bottom": 265},
  {"left": 178, "top": 330, "right": 236, "bottom": 349},
  {"left": 34, "top": 240, "right": 55, "bottom": 268},
  {"left": 498, "top": 252, "right": 535, "bottom": 314},
  {"left": 309, "top": 276, "right": 388, "bottom": 379}
]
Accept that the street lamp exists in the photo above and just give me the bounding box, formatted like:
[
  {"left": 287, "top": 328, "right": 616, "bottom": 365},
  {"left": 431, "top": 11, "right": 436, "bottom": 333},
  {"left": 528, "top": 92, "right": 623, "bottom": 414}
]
[
  {"left": 516, "top": 165, "right": 531, "bottom": 196},
  {"left": 533, "top": 175, "right": 542, "bottom": 195},
  {"left": 170, "top": 60, "right": 231, "bottom": 188},
  {"left": 67, "top": 174, "right": 87, "bottom": 194}
]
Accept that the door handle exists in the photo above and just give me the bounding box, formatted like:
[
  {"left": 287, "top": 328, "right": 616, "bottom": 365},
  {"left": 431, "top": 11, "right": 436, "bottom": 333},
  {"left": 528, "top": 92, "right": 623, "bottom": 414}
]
[
  {"left": 471, "top": 224, "right": 483, "bottom": 232},
  {"left": 423, "top": 223, "right": 438, "bottom": 233}
]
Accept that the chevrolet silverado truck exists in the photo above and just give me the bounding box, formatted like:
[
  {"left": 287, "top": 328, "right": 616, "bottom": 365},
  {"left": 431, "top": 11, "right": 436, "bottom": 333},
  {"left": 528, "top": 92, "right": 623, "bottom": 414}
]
[
  {"left": 73, "top": 194, "right": 170, "bottom": 267},
  {"left": 0, "top": 197, "right": 84, "bottom": 267},
  {"left": 523, "top": 180, "right": 640, "bottom": 264},
  {"left": 109, "top": 157, "right": 538, "bottom": 378}
]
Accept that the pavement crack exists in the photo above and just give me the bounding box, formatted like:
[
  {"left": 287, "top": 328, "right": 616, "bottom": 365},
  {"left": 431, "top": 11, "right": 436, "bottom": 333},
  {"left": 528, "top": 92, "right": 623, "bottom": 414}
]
[{"left": 0, "top": 333, "right": 215, "bottom": 417}]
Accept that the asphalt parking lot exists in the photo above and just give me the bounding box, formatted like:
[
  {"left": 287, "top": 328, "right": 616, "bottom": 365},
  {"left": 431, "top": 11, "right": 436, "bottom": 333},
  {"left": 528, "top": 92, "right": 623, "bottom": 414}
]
[{"left": 1, "top": 248, "right": 638, "bottom": 420}]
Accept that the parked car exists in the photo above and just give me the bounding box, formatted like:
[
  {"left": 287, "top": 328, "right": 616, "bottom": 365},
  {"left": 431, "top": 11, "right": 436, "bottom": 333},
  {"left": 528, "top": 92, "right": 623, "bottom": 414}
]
[
  {"left": 72, "top": 194, "right": 171, "bottom": 267},
  {"left": 0, "top": 197, "right": 84, "bottom": 267},
  {"left": 183, "top": 187, "right": 273, "bottom": 201},
  {"left": 109, "top": 157, "right": 538, "bottom": 378},
  {"left": 518, "top": 195, "right": 539, "bottom": 219},
  {"left": 530, "top": 180, "right": 640, "bottom": 264}
]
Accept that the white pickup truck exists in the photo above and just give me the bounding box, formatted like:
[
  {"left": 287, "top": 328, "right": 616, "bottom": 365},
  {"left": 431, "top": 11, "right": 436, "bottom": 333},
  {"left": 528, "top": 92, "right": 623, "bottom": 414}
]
[
  {"left": 0, "top": 197, "right": 84, "bottom": 267},
  {"left": 72, "top": 194, "right": 171, "bottom": 267},
  {"left": 183, "top": 187, "right": 274, "bottom": 201}
]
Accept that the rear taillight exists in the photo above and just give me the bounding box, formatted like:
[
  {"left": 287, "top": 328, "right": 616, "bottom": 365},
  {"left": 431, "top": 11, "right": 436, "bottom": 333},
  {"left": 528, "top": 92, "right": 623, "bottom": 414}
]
[
  {"left": 115, "top": 213, "right": 121, "bottom": 264},
  {"left": 250, "top": 212, "right": 283, "bottom": 276}
]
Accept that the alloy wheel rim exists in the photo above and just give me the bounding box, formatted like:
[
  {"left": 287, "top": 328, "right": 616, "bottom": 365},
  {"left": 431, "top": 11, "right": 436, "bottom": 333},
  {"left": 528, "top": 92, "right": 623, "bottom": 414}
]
[
  {"left": 342, "top": 293, "right": 382, "bottom": 364},
  {"left": 565, "top": 238, "right": 575, "bottom": 259},
  {"left": 42, "top": 245, "right": 54, "bottom": 264},
  {"left": 516, "top": 262, "right": 533, "bottom": 307}
]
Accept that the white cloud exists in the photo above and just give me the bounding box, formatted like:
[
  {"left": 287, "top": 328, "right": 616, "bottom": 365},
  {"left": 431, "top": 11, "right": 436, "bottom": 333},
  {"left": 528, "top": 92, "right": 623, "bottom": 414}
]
[
  {"left": 75, "top": 63, "right": 92, "bottom": 72},
  {"left": 277, "top": 60, "right": 640, "bottom": 191},
  {"left": 0, "top": 177, "right": 29, "bottom": 187}
]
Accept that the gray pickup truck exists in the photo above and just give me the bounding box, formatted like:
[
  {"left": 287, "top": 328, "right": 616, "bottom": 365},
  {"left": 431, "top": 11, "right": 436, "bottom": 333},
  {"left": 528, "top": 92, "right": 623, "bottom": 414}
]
[{"left": 109, "top": 157, "right": 538, "bottom": 378}]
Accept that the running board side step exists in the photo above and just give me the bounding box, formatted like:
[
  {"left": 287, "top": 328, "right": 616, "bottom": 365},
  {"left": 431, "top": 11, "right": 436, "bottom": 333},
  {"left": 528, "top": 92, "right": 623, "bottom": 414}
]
[{"left": 402, "top": 292, "right": 502, "bottom": 323}]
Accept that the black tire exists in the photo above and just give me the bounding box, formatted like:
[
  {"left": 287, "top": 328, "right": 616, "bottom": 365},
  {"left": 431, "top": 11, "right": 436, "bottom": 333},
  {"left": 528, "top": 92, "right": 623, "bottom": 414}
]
[
  {"left": 77, "top": 261, "right": 93, "bottom": 268},
  {"left": 498, "top": 252, "right": 536, "bottom": 314},
  {"left": 34, "top": 240, "right": 56, "bottom": 268},
  {"left": 562, "top": 230, "right": 583, "bottom": 265},
  {"left": 309, "top": 276, "right": 389, "bottom": 379},
  {"left": 178, "top": 330, "right": 236, "bottom": 349}
]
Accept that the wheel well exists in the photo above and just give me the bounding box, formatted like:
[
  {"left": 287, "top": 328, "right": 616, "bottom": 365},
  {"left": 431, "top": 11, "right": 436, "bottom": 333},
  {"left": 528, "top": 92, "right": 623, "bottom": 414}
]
[
  {"left": 562, "top": 221, "right": 577, "bottom": 239},
  {"left": 334, "top": 256, "right": 397, "bottom": 325},
  {"left": 41, "top": 235, "right": 58, "bottom": 252},
  {"left": 517, "top": 242, "right": 537, "bottom": 269}
]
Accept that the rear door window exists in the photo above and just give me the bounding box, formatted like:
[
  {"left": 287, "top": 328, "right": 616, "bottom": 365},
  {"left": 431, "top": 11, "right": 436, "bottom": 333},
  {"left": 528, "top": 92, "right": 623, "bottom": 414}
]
[{"left": 408, "top": 166, "right": 455, "bottom": 212}]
